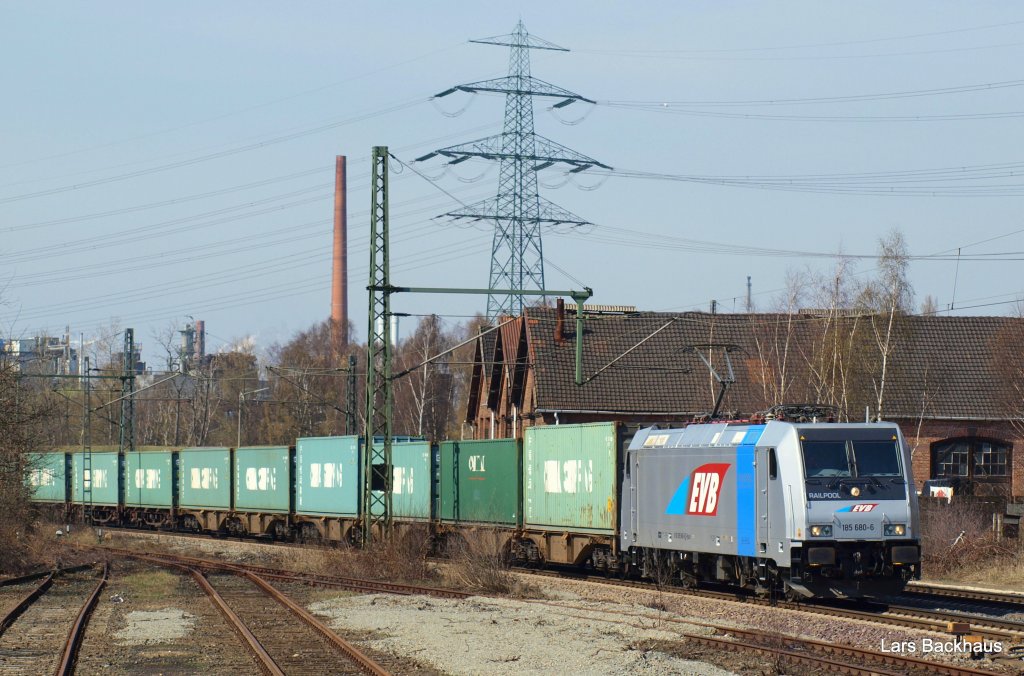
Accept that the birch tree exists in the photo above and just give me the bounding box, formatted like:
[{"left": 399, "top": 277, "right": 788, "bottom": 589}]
[
  {"left": 750, "top": 269, "right": 805, "bottom": 407},
  {"left": 857, "top": 229, "right": 914, "bottom": 422}
]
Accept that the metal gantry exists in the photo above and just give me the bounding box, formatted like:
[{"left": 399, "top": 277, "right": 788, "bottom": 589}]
[
  {"left": 362, "top": 146, "right": 593, "bottom": 543},
  {"left": 363, "top": 146, "right": 393, "bottom": 543},
  {"left": 417, "top": 21, "right": 609, "bottom": 320}
]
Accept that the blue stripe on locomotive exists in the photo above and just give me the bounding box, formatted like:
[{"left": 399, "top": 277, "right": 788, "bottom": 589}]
[{"left": 736, "top": 425, "right": 765, "bottom": 557}]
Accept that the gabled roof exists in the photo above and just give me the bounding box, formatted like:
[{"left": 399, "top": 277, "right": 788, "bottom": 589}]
[
  {"left": 514, "top": 307, "right": 1022, "bottom": 421},
  {"left": 465, "top": 329, "right": 497, "bottom": 423}
]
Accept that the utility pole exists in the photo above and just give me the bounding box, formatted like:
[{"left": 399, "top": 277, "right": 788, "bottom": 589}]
[
  {"left": 119, "top": 329, "right": 136, "bottom": 516},
  {"left": 363, "top": 146, "right": 393, "bottom": 544},
  {"left": 346, "top": 354, "right": 357, "bottom": 435},
  {"left": 119, "top": 329, "right": 136, "bottom": 457},
  {"left": 82, "top": 355, "right": 92, "bottom": 523},
  {"left": 417, "top": 21, "right": 609, "bottom": 320}
]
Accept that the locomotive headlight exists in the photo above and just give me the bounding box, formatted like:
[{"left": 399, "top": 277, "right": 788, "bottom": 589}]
[
  {"left": 850, "top": 486, "right": 861, "bottom": 497},
  {"left": 809, "top": 525, "right": 832, "bottom": 537},
  {"left": 884, "top": 524, "right": 907, "bottom": 537}
]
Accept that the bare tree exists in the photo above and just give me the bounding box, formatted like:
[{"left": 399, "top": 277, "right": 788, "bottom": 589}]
[
  {"left": 857, "top": 229, "right": 914, "bottom": 421},
  {"left": 799, "top": 256, "right": 861, "bottom": 420},
  {"left": 991, "top": 305, "right": 1024, "bottom": 436},
  {"left": 920, "top": 294, "right": 939, "bottom": 316},
  {"left": 394, "top": 315, "right": 455, "bottom": 439},
  {"left": 749, "top": 269, "right": 805, "bottom": 407},
  {"left": 0, "top": 352, "right": 54, "bottom": 571}
]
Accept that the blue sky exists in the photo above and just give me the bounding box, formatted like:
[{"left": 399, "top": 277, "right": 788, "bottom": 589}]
[{"left": 3, "top": 3, "right": 1024, "bottom": 364}]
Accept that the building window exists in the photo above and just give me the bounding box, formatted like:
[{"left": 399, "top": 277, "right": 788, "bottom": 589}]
[
  {"left": 974, "top": 441, "right": 1008, "bottom": 477},
  {"left": 931, "top": 437, "right": 1011, "bottom": 480}
]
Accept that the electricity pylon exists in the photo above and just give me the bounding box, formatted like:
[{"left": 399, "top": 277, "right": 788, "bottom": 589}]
[{"left": 417, "top": 21, "right": 609, "bottom": 319}]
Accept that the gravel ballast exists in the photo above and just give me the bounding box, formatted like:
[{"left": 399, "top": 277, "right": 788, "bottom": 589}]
[
  {"left": 311, "top": 593, "right": 738, "bottom": 676},
  {"left": 114, "top": 608, "right": 195, "bottom": 645}
]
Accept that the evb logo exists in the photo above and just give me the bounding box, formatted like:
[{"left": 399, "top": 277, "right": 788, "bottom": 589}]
[
  {"left": 665, "top": 463, "right": 731, "bottom": 517},
  {"left": 837, "top": 503, "right": 878, "bottom": 513}
]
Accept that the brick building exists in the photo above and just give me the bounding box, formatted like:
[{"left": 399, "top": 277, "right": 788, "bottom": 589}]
[{"left": 466, "top": 306, "right": 1024, "bottom": 498}]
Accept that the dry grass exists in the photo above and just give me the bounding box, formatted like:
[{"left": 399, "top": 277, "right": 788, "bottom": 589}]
[
  {"left": 115, "top": 569, "right": 182, "bottom": 603},
  {"left": 291, "top": 525, "right": 437, "bottom": 585},
  {"left": 924, "top": 537, "right": 1024, "bottom": 590},
  {"left": 920, "top": 499, "right": 1021, "bottom": 587},
  {"left": 0, "top": 519, "right": 85, "bottom": 575},
  {"left": 441, "top": 529, "right": 532, "bottom": 596}
]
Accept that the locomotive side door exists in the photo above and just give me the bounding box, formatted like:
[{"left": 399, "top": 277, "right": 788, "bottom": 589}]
[{"left": 755, "top": 446, "right": 775, "bottom": 555}]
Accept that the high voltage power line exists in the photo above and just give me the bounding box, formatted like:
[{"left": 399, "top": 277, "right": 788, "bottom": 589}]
[{"left": 416, "top": 21, "right": 608, "bottom": 319}]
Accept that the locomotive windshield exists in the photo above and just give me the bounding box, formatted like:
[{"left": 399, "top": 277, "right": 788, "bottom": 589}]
[
  {"left": 803, "top": 440, "right": 852, "bottom": 478},
  {"left": 801, "top": 433, "right": 906, "bottom": 499},
  {"left": 802, "top": 439, "right": 903, "bottom": 478},
  {"left": 851, "top": 440, "right": 902, "bottom": 476}
]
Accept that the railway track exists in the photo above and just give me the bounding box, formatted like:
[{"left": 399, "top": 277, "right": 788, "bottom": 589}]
[
  {"left": 502, "top": 594, "right": 1000, "bottom": 675},
  {"left": 531, "top": 567, "right": 1024, "bottom": 644},
  {"left": 0, "top": 563, "right": 107, "bottom": 675},
  {"left": 121, "top": 551, "right": 398, "bottom": 675},
  {"left": 87, "top": 544, "right": 471, "bottom": 600},
  {"left": 98, "top": 542, "right": 1016, "bottom": 675},
  {"left": 908, "top": 582, "right": 1024, "bottom": 608},
  {"left": 88, "top": 531, "right": 1024, "bottom": 673},
  {"left": 523, "top": 568, "right": 1024, "bottom": 673}
]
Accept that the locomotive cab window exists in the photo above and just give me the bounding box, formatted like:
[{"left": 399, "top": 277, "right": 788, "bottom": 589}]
[
  {"left": 851, "top": 440, "right": 902, "bottom": 476},
  {"left": 768, "top": 448, "right": 778, "bottom": 480},
  {"left": 801, "top": 440, "right": 851, "bottom": 478},
  {"left": 800, "top": 433, "right": 907, "bottom": 499}
]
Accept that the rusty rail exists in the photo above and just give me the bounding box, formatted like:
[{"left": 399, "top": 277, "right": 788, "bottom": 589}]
[
  {"left": 241, "top": 570, "right": 392, "bottom": 676},
  {"left": 0, "top": 572, "right": 55, "bottom": 637},
  {"left": 0, "top": 564, "right": 94, "bottom": 588},
  {"left": 125, "top": 552, "right": 392, "bottom": 676},
  {"left": 55, "top": 562, "right": 108, "bottom": 676},
  {"left": 89, "top": 545, "right": 470, "bottom": 599},
  {"left": 166, "top": 561, "right": 285, "bottom": 676},
  {"left": 535, "top": 597, "right": 1000, "bottom": 676}
]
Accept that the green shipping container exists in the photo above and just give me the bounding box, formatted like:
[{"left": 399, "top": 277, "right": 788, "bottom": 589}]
[
  {"left": 438, "top": 439, "right": 520, "bottom": 525},
  {"left": 178, "top": 447, "right": 232, "bottom": 510},
  {"left": 295, "top": 436, "right": 360, "bottom": 517},
  {"left": 523, "top": 422, "right": 621, "bottom": 535},
  {"left": 374, "top": 440, "right": 433, "bottom": 520},
  {"left": 234, "top": 446, "right": 291, "bottom": 513},
  {"left": 29, "top": 452, "right": 70, "bottom": 503},
  {"left": 123, "top": 450, "right": 176, "bottom": 508},
  {"left": 72, "top": 451, "right": 122, "bottom": 506}
]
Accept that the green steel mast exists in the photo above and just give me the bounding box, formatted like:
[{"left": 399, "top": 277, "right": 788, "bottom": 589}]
[{"left": 362, "top": 146, "right": 393, "bottom": 543}]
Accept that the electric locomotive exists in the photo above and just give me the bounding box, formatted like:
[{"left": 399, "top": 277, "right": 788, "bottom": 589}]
[{"left": 620, "top": 420, "right": 921, "bottom": 598}]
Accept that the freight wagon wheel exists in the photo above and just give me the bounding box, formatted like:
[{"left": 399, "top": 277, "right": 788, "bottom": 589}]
[
  {"left": 297, "top": 522, "right": 322, "bottom": 544},
  {"left": 346, "top": 525, "right": 364, "bottom": 548},
  {"left": 439, "top": 532, "right": 468, "bottom": 558}
]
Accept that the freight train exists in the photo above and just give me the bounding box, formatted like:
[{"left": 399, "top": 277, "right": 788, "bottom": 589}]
[{"left": 29, "top": 420, "right": 921, "bottom": 599}]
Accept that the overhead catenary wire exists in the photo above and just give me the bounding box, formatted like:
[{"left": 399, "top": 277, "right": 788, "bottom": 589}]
[
  {"left": 0, "top": 97, "right": 428, "bottom": 202},
  {"left": 583, "top": 18, "right": 1024, "bottom": 55},
  {"left": 601, "top": 77, "right": 1024, "bottom": 107},
  {"left": 0, "top": 43, "right": 466, "bottom": 173}
]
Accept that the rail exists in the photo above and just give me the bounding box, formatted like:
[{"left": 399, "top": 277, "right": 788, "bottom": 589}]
[
  {"left": 123, "top": 551, "right": 394, "bottom": 676},
  {"left": 55, "top": 562, "right": 109, "bottom": 676}
]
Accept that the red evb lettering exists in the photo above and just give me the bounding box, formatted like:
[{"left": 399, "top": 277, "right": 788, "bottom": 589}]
[
  {"left": 850, "top": 503, "right": 877, "bottom": 513},
  {"left": 686, "top": 463, "right": 731, "bottom": 516}
]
